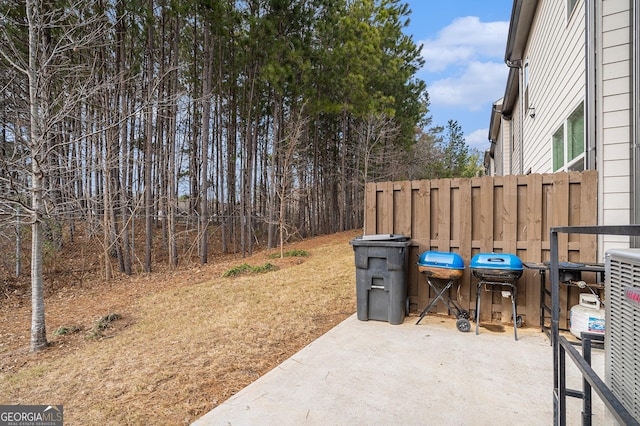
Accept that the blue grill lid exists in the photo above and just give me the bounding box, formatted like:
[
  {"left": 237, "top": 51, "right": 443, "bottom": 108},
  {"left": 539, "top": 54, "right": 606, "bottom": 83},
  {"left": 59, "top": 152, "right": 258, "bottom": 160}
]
[
  {"left": 470, "top": 253, "right": 523, "bottom": 271},
  {"left": 418, "top": 251, "right": 465, "bottom": 270}
]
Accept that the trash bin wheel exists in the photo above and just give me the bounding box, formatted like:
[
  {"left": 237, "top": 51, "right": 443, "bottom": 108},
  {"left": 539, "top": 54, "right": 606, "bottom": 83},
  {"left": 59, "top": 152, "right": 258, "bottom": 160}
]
[
  {"left": 456, "top": 318, "right": 471, "bottom": 332},
  {"left": 458, "top": 309, "right": 470, "bottom": 320},
  {"left": 405, "top": 297, "right": 410, "bottom": 316},
  {"left": 515, "top": 315, "right": 523, "bottom": 328}
]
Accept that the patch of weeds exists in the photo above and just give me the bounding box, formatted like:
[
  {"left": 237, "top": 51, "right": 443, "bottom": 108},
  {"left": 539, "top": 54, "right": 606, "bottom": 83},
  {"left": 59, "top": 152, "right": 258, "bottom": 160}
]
[
  {"left": 222, "top": 262, "right": 278, "bottom": 277},
  {"left": 222, "top": 263, "right": 253, "bottom": 277},
  {"left": 52, "top": 326, "right": 82, "bottom": 336},
  {"left": 251, "top": 262, "right": 277, "bottom": 273},
  {"left": 268, "top": 250, "right": 309, "bottom": 259},
  {"left": 87, "top": 313, "right": 122, "bottom": 339}
]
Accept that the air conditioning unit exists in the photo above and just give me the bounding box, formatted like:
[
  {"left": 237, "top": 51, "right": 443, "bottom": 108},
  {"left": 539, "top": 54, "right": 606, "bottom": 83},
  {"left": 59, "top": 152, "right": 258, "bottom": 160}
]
[{"left": 605, "top": 248, "right": 640, "bottom": 422}]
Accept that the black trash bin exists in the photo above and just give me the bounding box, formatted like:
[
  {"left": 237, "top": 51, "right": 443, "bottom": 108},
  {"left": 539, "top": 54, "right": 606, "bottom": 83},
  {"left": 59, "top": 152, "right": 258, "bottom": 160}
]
[{"left": 349, "top": 234, "right": 410, "bottom": 325}]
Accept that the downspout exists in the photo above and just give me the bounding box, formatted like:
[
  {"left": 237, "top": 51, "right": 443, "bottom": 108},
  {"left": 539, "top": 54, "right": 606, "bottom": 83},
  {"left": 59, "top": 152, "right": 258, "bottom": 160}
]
[
  {"left": 585, "top": 0, "right": 597, "bottom": 171},
  {"left": 586, "top": 0, "right": 600, "bottom": 257},
  {"left": 633, "top": 0, "right": 640, "bottom": 246},
  {"left": 506, "top": 59, "right": 523, "bottom": 175}
]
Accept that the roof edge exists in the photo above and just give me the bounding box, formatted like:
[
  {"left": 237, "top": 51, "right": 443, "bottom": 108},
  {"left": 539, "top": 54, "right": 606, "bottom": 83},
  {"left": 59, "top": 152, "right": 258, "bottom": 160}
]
[
  {"left": 501, "top": 67, "right": 519, "bottom": 117},
  {"left": 488, "top": 99, "right": 504, "bottom": 142},
  {"left": 504, "top": 0, "right": 539, "bottom": 63}
]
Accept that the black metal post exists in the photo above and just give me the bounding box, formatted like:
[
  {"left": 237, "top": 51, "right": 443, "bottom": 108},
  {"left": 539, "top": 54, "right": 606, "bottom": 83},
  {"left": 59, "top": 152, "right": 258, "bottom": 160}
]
[
  {"left": 558, "top": 343, "right": 567, "bottom": 426},
  {"left": 551, "top": 228, "right": 560, "bottom": 425},
  {"left": 539, "top": 269, "right": 546, "bottom": 332},
  {"left": 582, "top": 333, "right": 594, "bottom": 426}
]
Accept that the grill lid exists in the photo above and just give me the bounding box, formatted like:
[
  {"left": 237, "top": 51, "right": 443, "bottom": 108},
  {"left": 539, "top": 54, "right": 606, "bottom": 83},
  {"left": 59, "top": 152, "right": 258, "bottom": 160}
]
[
  {"left": 470, "top": 253, "right": 523, "bottom": 271},
  {"left": 418, "top": 251, "right": 465, "bottom": 270}
]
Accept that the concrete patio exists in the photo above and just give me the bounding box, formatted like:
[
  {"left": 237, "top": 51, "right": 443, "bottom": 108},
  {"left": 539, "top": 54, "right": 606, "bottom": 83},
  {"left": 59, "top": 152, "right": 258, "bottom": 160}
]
[{"left": 193, "top": 313, "right": 606, "bottom": 425}]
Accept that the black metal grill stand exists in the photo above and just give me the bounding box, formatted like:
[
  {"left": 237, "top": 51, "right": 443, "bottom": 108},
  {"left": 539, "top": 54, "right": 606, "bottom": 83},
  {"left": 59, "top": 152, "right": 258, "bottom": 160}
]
[
  {"left": 475, "top": 279, "right": 520, "bottom": 341},
  {"left": 416, "top": 276, "right": 470, "bottom": 332}
]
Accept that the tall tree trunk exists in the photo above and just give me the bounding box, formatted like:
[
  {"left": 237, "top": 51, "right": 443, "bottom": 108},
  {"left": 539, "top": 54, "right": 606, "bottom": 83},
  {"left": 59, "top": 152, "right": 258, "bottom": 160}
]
[
  {"left": 15, "top": 207, "right": 21, "bottom": 277},
  {"left": 200, "top": 23, "right": 212, "bottom": 264},
  {"left": 267, "top": 94, "right": 280, "bottom": 249},
  {"left": 117, "top": 22, "right": 132, "bottom": 275},
  {"left": 30, "top": 171, "right": 47, "bottom": 352},
  {"left": 167, "top": 13, "right": 179, "bottom": 268},
  {"left": 103, "top": 157, "right": 113, "bottom": 280},
  {"left": 26, "top": 0, "right": 47, "bottom": 352},
  {"left": 144, "top": 0, "right": 155, "bottom": 273}
]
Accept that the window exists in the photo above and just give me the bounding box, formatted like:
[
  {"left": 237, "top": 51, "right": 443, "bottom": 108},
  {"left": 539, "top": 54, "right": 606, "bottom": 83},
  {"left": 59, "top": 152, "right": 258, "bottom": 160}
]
[
  {"left": 567, "top": 0, "right": 579, "bottom": 20},
  {"left": 552, "top": 102, "right": 584, "bottom": 172},
  {"left": 552, "top": 127, "right": 564, "bottom": 171}
]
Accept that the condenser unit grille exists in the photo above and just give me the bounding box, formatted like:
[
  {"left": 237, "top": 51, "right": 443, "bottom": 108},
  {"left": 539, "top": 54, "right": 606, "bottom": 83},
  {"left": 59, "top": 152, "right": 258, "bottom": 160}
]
[{"left": 605, "top": 249, "right": 640, "bottom": 422}]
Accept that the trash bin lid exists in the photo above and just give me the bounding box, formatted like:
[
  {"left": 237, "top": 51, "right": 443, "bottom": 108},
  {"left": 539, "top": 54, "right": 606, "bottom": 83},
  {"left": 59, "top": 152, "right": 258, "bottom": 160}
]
[
  {"left": 349, "top": 234, "right": 410, "bottom": 247},
  {"left": 359, "top": 234, "right": 408, "bottom": 241}
]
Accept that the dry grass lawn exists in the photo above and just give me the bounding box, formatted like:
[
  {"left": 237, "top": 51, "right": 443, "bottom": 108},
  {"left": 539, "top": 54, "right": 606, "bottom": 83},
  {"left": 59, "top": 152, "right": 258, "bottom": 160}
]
[{"left": 0, "top": 230, "right": 360, "bottom": 425}]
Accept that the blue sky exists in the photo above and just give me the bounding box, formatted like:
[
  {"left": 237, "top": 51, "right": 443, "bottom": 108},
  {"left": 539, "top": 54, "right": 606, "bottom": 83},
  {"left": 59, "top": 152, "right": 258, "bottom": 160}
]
[{"left": 402, "top": 0, "right": 514, "bottom": 153}]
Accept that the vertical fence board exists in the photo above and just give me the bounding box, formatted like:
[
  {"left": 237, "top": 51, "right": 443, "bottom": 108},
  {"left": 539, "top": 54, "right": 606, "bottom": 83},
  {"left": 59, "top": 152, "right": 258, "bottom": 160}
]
[
  {"left": 394, "top": 181, "right": 412, "bottom": 237},
  {"left": 411, "top": 180, "right": 430, "bottom": 245},
  {"left": 412, "top": 181, "right": 431, "bottom": 313},
  {"left": 361, "top": 171, "right": 598, "bottom": 327},
  {"left": 501, "top": 175, "right": 518, "bottom": 322},
  {"left": 437, "top": 179, "right": 452, "bottom": 251},
  {"left": 478, "top": 176, "right": 495, "bottom": 322},
  {"left": 433, "top": 180, "right": 451, "bottom": 314},
  {"left": 552, "top": 173, "right": 571, "bottom": 326},
  {"left": 458, "top": 179, "right": 473, "bottom": 308},
  {"left": 479, "top": 176, "right": 495, "bottom": 252},
  {"left": 579, "top": 172, "right": 598, "bottom": 257},
  {"left": 524, "top": 174, "right": 543, "bottom": 325},
  {"left": 379, "top": 181, "right": 394, "bottom": 234},
  {"left": 365, "top": 182, "right": 376, "bottom": 234}
]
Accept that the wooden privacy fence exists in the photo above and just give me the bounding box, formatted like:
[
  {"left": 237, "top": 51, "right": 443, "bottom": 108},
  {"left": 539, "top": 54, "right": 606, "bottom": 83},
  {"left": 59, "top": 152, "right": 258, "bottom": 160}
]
[{"left": 363, "top": 171, "right": 598, "bottom": 328}]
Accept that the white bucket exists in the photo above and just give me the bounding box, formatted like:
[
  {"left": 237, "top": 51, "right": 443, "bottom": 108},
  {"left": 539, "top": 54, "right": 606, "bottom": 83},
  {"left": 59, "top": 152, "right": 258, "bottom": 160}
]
[{"left": 569, "top": 293, "right": 605, "bottom": 339}]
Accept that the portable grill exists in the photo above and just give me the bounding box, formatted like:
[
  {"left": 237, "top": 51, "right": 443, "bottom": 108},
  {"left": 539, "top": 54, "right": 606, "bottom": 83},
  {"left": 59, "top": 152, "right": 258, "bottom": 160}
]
[
  {"left": 415, "top": 251, "right": 470, "bottom": 332},
  {"left": 471, "top": 253, "right": 524, "bottom": 340}
]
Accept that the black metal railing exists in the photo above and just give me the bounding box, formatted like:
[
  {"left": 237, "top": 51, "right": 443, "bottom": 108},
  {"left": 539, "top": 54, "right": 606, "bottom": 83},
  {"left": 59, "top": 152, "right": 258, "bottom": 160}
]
[
  {"left": 556, "top": 332, "right": 638, "bottom": 425},
  {"left": 550, "top": 225, "right": 640, "bottom": 426}
]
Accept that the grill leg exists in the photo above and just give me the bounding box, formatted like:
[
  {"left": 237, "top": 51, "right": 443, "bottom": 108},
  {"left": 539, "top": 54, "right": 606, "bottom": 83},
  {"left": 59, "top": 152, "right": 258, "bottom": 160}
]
[
  {"left": 511, "top": 285, "right": 518, "bottom": 341},
  {"left": 475, "top": 282, "right": 481, "bottom": 335},
  {"left": 416, "top": 279, "right": 453, "bottom": 325}
]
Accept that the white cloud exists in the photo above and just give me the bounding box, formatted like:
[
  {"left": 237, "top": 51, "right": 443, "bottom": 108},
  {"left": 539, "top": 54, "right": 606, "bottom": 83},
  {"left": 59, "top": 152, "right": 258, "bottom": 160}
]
[
  {"left": 465, "top": 128, "right": 491, "bottom": 152},
  {"left": 417, "top": 15, "right": 510, "bottom": 142},
  {"left": 429, "top": 61, "right": 508, "bottom": 111},
  {"left": 420, "top": 16, "right": 509, "bottom": 72},
  {"left": 421, "top": 45, "right": 474, "bottom": 73}
]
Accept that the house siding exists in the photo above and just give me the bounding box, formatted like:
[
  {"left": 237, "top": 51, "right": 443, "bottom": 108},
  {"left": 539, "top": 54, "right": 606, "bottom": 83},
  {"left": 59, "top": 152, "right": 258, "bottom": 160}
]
[
  {"left": 599, "top": 0, "right": 632, "bottom": 248},
  {"left": 493, "top": 0, "right": 638, "bottom": 254},
  {"left": 494, "top": 120, "right": 508, "bottom": 176},
  {"left": 511, "top": 98, "right": 522, "bottom": 174},
  {"left": 517, "top": 0, "right": 586, "bottom": 174}
]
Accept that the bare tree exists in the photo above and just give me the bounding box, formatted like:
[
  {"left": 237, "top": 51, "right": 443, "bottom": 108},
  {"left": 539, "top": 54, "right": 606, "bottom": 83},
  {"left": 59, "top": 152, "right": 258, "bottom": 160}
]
[
  {"left": 356, "top": 113, "right": 400, "bottom": 232},
  {"left": 0, "top": 0, "right": 107, "bottom": 351},
  {"left": 199, "top": 22, "right": 212, "bottom": 264},
  {"left": 275, "top": 106, "right": 308, "bottom": 258}
]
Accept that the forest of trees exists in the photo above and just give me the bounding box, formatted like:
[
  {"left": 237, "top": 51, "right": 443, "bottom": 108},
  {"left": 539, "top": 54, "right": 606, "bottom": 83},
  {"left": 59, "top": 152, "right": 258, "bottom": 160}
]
[{"left": 0, "top": 0, "right": 482, "bottom": 350}]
